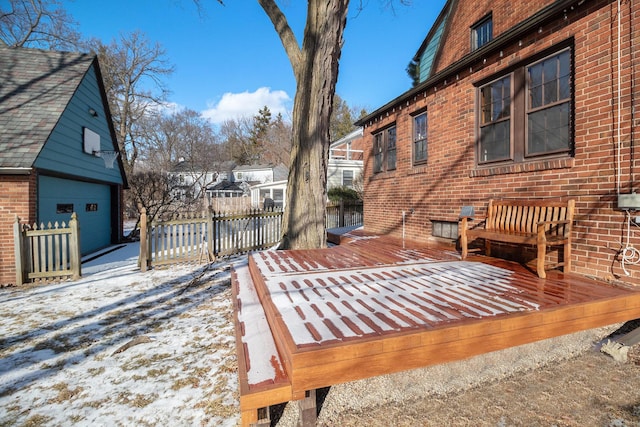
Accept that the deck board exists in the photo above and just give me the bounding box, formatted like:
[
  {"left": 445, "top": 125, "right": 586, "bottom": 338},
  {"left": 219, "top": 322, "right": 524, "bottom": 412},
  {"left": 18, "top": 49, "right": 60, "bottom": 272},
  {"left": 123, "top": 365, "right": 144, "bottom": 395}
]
[{"left": 233, "top": 231, "right": 640, "bottom": 426}]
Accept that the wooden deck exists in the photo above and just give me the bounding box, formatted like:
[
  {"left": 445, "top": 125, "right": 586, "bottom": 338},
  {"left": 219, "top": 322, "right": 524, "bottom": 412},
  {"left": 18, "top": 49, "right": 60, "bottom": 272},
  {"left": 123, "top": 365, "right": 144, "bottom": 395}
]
[{"left": 232, "top": 230, "right": 640, "bottom": 426}]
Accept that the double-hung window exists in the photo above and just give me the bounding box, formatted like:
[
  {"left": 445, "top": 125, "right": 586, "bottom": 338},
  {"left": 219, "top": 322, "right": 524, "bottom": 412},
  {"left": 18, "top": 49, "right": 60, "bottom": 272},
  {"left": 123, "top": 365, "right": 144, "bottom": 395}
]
[
  {"left": 477, "top": 47, "right": 572, "bottom": 166},
  {"left": 479, "top": 76, "right": 511, "bottom": 162},
  {"left": 413, "top": 111, "right": 428, "bottom": 165},
  {"left": 342, "top": 170, "right": 354, "bottom": 187},
  {"left": 373, "top": 125, "right": 397, "bottom": 173}
]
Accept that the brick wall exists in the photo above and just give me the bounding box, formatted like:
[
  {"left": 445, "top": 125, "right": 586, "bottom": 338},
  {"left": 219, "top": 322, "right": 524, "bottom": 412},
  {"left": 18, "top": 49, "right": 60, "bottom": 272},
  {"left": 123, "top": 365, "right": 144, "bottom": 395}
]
[
  {"left": 0, "top": 173, "right": 37, "bottom": 285},
  {"left": 362, "top": 0, "right": 640, "bottom": 284},
  {"left": 435, "top": 0, "right": 557, "bottom": 69}
]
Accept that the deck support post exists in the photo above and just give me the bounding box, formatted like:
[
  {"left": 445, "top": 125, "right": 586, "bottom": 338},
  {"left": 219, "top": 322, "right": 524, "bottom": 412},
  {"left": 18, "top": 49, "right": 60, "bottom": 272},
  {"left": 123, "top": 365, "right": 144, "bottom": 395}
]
[{"left": 297, "top": 389, "right": 317, "bottom": 427}]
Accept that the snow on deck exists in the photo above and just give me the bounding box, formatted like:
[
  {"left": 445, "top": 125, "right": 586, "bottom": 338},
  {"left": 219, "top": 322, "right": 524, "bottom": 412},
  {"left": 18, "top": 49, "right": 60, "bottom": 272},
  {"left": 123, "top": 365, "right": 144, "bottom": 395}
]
[
  {"left": 252, "top": 256, "right": 541, "bottom": 347},
  {"left": 235, "top": 262, "right": 286, "bottom": 387}
]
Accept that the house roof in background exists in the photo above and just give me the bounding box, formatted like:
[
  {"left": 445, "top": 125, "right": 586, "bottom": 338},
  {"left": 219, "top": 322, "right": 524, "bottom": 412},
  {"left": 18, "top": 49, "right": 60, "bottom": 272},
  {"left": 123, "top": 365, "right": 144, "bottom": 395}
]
[
  {"left": 330, "top": 127, "right": 363, "bottom": 147},
  {"left": 233, "top": 164, "right": 275, "bottom": 172},
  {"left": 0, "top": 46, "right": 95, "bottom": 169},
  {"left": 208, "top": 179, "right": 243, "bottom": 192}
]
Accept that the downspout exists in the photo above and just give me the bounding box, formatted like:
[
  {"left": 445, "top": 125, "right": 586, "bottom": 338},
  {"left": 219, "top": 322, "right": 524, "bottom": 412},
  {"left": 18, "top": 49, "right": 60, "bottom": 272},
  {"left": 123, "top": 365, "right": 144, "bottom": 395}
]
[{"left": 617, "top": 0, "right": 622, "bottom": 194}]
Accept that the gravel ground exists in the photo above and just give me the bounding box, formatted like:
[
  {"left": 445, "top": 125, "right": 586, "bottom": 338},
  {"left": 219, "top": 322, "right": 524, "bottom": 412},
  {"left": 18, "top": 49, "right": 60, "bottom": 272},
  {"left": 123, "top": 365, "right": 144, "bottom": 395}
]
[{"left": 274, "top": 324, "right": 640, "bottom": 426}]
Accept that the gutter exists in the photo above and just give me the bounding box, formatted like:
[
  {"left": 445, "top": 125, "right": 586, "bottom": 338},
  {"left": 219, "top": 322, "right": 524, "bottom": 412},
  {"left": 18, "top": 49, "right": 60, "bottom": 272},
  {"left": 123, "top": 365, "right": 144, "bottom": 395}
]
[
  {"left": 356, "top": 0, "right": 587, "bottom": 127},
  {"left": 0, "top": 168, "right": 32, "bottom": 175}
]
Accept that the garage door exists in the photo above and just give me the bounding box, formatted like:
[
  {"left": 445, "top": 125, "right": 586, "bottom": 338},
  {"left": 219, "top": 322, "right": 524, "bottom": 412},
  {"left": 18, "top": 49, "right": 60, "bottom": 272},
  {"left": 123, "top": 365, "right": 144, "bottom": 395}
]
[{"left": 38, "top": 176, "right": 112, "bottom": 255}]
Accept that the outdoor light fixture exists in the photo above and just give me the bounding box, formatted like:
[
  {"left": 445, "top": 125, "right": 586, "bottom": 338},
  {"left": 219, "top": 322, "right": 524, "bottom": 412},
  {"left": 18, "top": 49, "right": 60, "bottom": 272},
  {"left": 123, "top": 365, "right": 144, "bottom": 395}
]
[{"left": 88, "top": 108, "right": 98, "bottom": 117}]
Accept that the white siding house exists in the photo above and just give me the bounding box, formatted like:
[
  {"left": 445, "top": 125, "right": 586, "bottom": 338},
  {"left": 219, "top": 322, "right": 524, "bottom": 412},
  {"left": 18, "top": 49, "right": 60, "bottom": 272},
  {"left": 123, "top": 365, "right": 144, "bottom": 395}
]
[
  {"left": 249, "top": 129, "right": 364, "bottom": 209},
  {"left": 327, "top": 128, "right": 363, "bottom": 190},
  {"left": 250, "top": 180, "right": 287, "bottom": 209}
]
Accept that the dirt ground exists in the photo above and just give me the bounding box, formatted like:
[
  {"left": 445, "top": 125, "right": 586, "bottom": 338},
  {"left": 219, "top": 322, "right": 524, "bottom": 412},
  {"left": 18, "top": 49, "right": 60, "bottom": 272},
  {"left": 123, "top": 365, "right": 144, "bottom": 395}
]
[{"left": 318, "top": 347, "right": 640, "bottom": 427}]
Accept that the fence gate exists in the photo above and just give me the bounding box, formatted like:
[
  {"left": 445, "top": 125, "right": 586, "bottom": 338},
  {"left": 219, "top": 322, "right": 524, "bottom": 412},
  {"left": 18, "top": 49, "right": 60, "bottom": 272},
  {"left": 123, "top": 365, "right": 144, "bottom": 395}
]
[{"left": 13, "top": 213, "right": 82, "bottom": 285}]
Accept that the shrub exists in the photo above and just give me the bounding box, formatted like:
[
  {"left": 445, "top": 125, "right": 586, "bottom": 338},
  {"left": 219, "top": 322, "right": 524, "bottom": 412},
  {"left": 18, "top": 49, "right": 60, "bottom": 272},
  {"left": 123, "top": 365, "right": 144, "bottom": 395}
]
[{"left": 328, "top": 186, "right": 361, "bottom": 202}]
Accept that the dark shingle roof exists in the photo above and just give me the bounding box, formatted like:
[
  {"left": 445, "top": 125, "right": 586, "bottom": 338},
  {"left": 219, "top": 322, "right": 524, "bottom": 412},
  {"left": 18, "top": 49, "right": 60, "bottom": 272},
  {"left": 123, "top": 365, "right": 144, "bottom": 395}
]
[
  {"left": 0, "top": 46, "right": 95, "bottom": 168},
  {"left": 209, "top": 180, "right": 243, "bottom": 192}
]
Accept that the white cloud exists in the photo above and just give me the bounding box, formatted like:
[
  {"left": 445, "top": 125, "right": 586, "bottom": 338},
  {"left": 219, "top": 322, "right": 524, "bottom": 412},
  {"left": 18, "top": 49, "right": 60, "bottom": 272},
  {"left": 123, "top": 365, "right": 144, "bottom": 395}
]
[
  {"left": 201, "top": 87, "right": 291, "bottom": 124},
  {"left": 147, "top": 101, "right": 186, "bottom": 116}
]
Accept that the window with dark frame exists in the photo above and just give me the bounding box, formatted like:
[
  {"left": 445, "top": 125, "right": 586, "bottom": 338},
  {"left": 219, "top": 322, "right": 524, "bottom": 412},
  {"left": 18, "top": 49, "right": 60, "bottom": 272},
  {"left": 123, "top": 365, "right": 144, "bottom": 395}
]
[
  {"left": 413, "top": 112, "right": 428, "bottom": 164},
  {"left": 527, "top": 50, "right": 572, "bottom": 155},
  {"left": 386, "top": 127, "right": 396, "bottom": 171},
  {"left": 472, "top": 14, "right": 493, "bottom": 51},
  {"left": 479, "top": 75, "right": 511, "bottom": 163},
  {"left": 476, "top": 47, "right": 572, "bottom": 166},
  {"left": 373, "top": 132, "right": 384, "bottom": 173},
  {"left": 342, "top": 170, "right": 354, "bottom": 187},
  {"left": 56, "top": 204, "right": 73, "bottom": 214},
  {"left": 372, "top": 124, "right": 397, "bottom": 173}
]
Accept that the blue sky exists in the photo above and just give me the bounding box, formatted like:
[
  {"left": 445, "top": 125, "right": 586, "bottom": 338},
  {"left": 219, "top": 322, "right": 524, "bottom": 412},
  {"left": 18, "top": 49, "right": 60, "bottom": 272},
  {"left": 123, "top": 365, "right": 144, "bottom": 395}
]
[{"left": 65, "top": 0, "right": 445, "bottom": 124}]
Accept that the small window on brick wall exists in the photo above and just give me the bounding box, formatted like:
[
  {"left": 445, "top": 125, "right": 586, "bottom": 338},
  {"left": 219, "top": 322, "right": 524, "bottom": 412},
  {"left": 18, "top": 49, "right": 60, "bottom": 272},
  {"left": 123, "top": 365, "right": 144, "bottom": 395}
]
[
  {"left": 432, "top": 220, "right": 459, "bottom": 240},
  {"left": 471, "top": 14, "right": 493, "bottom": 51},
  {"left": 373, "top": 124, "right": 397, "bottom": 173}
]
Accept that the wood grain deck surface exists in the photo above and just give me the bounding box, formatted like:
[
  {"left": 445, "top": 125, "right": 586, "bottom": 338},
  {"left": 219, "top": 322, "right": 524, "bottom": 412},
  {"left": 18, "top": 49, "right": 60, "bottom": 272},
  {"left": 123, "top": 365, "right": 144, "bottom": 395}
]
[{"left": 234, "top": 231, "right": 640, "bottom": 420}]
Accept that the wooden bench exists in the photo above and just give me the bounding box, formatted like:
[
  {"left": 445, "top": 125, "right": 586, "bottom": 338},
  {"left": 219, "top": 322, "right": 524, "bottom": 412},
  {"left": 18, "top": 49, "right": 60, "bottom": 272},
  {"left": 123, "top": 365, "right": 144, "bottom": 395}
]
[{"left": 459, "top": 199, "right": 575, "bottom": 279}]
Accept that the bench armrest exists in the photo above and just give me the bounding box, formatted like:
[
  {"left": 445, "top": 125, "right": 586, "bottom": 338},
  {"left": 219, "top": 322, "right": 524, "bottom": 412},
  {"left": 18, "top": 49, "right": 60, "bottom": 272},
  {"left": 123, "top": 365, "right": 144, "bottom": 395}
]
[{"left": 459, "top": 216, "right": 486, "bottom": 229}]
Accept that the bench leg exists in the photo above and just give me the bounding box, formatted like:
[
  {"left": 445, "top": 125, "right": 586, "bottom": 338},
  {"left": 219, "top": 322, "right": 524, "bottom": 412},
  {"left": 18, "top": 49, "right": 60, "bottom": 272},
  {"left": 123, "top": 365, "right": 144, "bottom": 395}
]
[
  {"left": 564, "top": 240, "right": 572, "bottom": 274},
  {"left": 460, "top": 218, "right": 468, "bottom": 259},
  {"left": 485, "top": 239, "right": 491, "bottom": 257},
  {"left": 537, "top": 244, "right": 546, "bottom": 279},
  {"left": 297, "top": 389, "right": 317, "bottom": 427},
  {"left": 460, "top": 232, "right": 468, "bottom": 259}
]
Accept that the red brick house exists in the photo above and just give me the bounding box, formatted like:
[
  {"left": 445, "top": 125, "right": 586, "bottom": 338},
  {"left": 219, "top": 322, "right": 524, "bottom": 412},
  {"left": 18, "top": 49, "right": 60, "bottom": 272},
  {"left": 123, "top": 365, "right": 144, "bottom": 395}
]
[{"left": 356, "top": 0, "right": 640, "bottom": 284}]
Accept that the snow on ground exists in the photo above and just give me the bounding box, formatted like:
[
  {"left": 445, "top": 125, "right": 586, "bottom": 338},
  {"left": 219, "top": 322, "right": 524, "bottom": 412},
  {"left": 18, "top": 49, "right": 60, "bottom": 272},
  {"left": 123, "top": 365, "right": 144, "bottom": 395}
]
[{"left": 0, "top": 241, "right": 244, "bottom": 426}]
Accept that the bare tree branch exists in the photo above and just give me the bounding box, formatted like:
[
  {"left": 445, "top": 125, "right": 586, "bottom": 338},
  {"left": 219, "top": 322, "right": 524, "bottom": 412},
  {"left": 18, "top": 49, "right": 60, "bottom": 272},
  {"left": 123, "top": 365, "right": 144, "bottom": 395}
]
[
  {"left": 257, "top": 0, "right": 303, "bottom": 76},
  {"left": 0, "top": 0, "right": 81, "bottom": 50},
  {"left": 86, "top": 31, "right": 174, "bottom": 175}
]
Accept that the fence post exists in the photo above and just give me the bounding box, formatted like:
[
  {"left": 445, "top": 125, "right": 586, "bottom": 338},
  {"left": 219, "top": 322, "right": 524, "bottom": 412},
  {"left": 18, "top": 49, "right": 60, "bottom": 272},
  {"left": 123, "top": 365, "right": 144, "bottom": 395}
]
[
  {"left": 13, "top": 216, "right": 24, "bottom": 286},
  {"left": 258, "top": 209, "right": 264, "bottom": 248},
  {"left": 69, "top": 212, "right": 81, "bottom": 280},
  {"left": 339, "top": 200, "right": 345, "bottom": 228},
  {"left": 207, "top": 209, "right": 214, "bottom": 259},
  {"left": 212, "top": 210, "right": 218, "bottom": 257},
  {"left": 139, "top": 208, "right": 148, "bottom": 272}
]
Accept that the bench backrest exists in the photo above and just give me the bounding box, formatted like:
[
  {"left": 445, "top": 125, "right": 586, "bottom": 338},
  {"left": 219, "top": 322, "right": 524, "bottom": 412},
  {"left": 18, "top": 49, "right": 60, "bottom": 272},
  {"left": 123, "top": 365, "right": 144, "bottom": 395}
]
[{"left": 486, "top": 199, "right": 575, "bottom": 235}]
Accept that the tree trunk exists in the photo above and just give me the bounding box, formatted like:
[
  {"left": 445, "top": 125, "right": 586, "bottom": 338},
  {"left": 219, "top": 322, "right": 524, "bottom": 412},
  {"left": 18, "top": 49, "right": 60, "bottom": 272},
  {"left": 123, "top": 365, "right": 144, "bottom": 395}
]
[{"left": 260, "top": 0, "right": 348, "bottom": 250}]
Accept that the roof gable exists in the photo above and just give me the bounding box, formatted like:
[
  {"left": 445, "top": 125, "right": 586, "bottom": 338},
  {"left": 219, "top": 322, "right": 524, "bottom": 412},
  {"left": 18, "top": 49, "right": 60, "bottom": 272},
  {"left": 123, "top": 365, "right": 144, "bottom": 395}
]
[
  {"left": 0, "top": 47, "right": 95, "bottom": 169},
  {"left": 412, "top": 1, "right": 454, "bottom": 84},
  {"left": 357, "top": 0, "right": 578, "bottom": 126},
  {"left": 430, "top": 0, "right": 557, "bottom": 75}
]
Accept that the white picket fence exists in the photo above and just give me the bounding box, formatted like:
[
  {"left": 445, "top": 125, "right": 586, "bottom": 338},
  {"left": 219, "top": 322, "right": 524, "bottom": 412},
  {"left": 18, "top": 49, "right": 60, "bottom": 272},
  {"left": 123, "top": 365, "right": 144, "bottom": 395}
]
[{"left": 138, "top": 208, "right": 283, "bottom": 270}]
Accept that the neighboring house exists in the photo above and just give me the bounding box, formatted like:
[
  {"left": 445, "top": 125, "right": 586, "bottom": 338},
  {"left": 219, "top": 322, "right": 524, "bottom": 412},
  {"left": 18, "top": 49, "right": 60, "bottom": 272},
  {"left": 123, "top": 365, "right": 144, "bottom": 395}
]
[
  {"left": 356, "top": 1, "right": 640, "bottom": 284},
  {"left": 249, "top": 132, "right": 364, "bottom": 209},
  {"left": 250, "top": 180, "right": 287, "bottom": 209},
  {"left": 170, "top": 158, "right": 222, "bottom": 201},
  {"left": 233, "top": 163, "right": 289, "bottom": 185},
  {"left": 169, "top": 162, "right": 289, "bottom": 210},
  {"left": 207, "top": 179, "right": 244, "bottom": 198},
  {"left": 327, "top": 127, "right": 364, "bottom": 190},
  {"left": 0, "top": 46, "right": 127, "bottom": 285}
]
